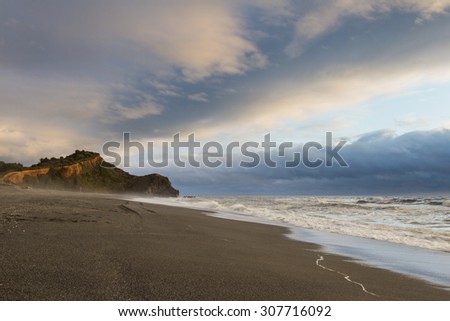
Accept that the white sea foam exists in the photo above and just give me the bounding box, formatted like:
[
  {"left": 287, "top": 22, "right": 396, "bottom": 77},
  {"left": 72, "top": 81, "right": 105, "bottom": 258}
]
[{"left": 133, "top": 196, "right": 450, "bottom": 252}]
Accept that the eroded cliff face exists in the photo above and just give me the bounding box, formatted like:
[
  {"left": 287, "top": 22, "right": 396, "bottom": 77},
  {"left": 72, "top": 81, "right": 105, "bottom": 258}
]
[
  {"left": 3, "top": 156, "right": 103, "bottom": 184},
  {"left": 1, "top": 154, "right": 179, "bottom": 197},
  {"left": 59, "top": 155, "right": 103, "bottom": 178},
  {"left": 3, "top": 168, "right": 50, "bottom": 185}
]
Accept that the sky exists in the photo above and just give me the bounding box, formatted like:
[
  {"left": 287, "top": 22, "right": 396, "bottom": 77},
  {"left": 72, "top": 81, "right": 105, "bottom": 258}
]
[{"left": 1, "top": 0, "right": 450, "bottom": 195}]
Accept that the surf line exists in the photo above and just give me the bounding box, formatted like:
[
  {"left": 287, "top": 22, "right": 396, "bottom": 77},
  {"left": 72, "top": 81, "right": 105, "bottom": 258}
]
[{"left": 316, "top": 255, "right": 378, "bottom": 297}]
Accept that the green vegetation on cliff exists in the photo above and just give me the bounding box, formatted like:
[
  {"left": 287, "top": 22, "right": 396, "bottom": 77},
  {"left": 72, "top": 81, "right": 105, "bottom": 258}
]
[
  {"left": 0, "top": 161, "right": 24, "bottom": 175},
  {"left": 30, "top": 150, "right": 100, "bottom": 168}
]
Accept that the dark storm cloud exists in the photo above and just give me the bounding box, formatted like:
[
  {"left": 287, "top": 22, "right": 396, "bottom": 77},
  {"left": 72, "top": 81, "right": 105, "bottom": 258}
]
[{"left": 138, "top": 129, "right": 450, "bottom": 195}]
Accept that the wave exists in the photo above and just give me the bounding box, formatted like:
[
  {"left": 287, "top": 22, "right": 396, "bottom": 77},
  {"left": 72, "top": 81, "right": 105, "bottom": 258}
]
[
  {"left": 133, "top": 196, "right": 450, "bottom": 252},
  {"left": 357, "top": 197, "right": 449, "bottom": 207}
]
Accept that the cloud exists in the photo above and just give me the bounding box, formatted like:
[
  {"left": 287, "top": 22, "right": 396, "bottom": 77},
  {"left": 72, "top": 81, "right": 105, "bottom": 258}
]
[
  {"left": 395, "top": 115, "right": 428, "bottom": 128},
  {"left": 122, "top": 1, "right": 268, "bottom": 81},
  {"left": 286, "top": 0, "right": 450, "bottom": 57},
  {"left": 0, "top": 1, "right": 271, "bottom": 82},
  {"left": 0, "top": 72, "right": 165, "bottom": 163},
  {"left": 0, "top": 73, "right": 106, "bottom": 121},
  {"left": 0, "top": 72, "right": 162, "bottom": 124},
  {"left": 181, "top": 36, "right": 450, "bottom": 143},
  {"left": 143, "top": 80, "right": 181, "bottom": 97},
  {"left": 188, "top": 92, "right": 209, "bottom": 103},
  {"left": 107, "top": 84, "right": 163, "bottom": 121},
  {"left": 415, "top": 17, "right": 425, "bottom": 25},
  {"left": 329, "top": 129, "right": 450, "bottom": 187},
  {"left": 153, "top": 129, "right": 450, "bottom": 195},
  {"left": 0, "top": 120, "right": 101, "bottom": 164}
]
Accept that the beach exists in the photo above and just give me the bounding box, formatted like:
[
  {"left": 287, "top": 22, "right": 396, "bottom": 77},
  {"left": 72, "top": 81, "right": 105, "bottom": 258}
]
[{"left": 1, "top": 185, "right": 449, "bottom": 300}]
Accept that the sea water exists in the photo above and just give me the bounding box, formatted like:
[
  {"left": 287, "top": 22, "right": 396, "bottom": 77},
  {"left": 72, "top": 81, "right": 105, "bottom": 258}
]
[{"left": 133, "top": 196, "right": 450, "bottom": 288}]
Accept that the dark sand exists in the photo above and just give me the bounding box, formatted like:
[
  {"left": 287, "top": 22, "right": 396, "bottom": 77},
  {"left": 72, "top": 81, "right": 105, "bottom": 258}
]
[{"left": 1, "top": 185, "right": 449, "bottom": 300}]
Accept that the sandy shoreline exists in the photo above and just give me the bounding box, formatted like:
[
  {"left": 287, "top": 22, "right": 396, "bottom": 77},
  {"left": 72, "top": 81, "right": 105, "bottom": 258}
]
[{"left": 1, "top": 185, "right": 449, "bottom": 300}]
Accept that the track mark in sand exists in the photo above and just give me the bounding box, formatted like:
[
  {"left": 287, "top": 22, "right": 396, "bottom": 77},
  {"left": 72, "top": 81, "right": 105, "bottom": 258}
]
[
  {"left": 141, "top": 207, "right": 156, "bottom": 214},
  {"left": 316, "top": 255, "right": 378, "bottom": 297},
  {"left": 118, "top": 205, "right": 142, "bottom": 219}
]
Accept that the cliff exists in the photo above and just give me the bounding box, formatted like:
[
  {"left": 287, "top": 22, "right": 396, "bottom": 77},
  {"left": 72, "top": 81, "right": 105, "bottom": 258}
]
[{"left": 0, "top": 151, "right": 179, "bottom": 197}]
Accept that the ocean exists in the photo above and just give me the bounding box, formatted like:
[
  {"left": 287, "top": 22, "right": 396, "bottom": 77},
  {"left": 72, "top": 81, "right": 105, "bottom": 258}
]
[{"left": 133, "top": 195, "right": 450, "bottom": 288}]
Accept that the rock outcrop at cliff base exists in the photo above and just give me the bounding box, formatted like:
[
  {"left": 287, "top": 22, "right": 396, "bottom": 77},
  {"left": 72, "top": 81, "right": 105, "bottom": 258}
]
[{"left": 0, "top": 150, "right": 179, "bottom": 197}]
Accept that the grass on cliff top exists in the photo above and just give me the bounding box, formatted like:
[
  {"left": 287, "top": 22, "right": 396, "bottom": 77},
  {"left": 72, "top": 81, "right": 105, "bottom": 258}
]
[
  {"left": 29, "top": 150, "right": 100, "bottom": 169},
  {"left": 1, "top": 150, "right": 100, "bottom": 176}
]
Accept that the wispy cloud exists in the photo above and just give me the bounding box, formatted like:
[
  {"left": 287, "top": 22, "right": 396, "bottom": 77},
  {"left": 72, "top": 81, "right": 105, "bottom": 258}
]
[
  {"left": 0, "top": 1, "right": 273, "bottom": 81},
  {"left": 188, "top": 92, "right": 209, "bottom": 103},
  {"left": 115, "top": 1, "right": 269, "bottom": 81},
  {"left": 286, "top": 0, "right": 450, "bottom": 57},
  {"left": 183, "top": 37, "right": 450, "bottom": 142}
]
